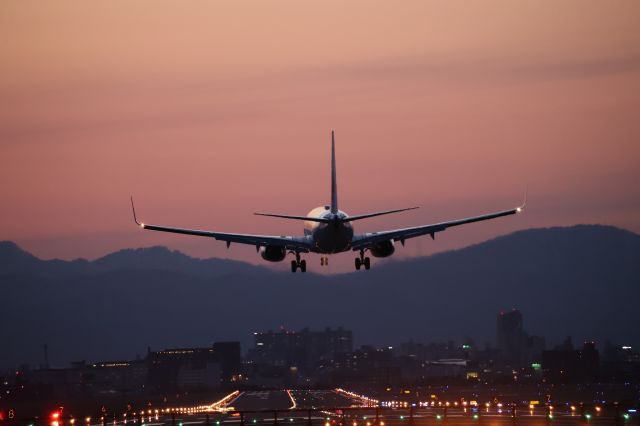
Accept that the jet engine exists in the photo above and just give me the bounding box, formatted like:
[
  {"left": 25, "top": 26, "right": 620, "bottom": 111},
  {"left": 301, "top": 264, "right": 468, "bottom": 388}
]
[
  {"left": 369, "top": 240, "right": 395, "bottom": 257},
  {"left": 259, "top": 245, "right": 287, "bottom": 262}
]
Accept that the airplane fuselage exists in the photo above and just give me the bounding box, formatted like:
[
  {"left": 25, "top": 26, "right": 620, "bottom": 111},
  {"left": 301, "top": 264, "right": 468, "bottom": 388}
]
[{"left": 304, "top": 206, "right": 354, "bottom": 254}]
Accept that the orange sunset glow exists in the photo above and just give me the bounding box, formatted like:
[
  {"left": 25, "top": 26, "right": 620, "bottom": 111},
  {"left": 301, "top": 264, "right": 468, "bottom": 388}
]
[{"left": 1, "top": 1, "right": 639, "bottom": 271}]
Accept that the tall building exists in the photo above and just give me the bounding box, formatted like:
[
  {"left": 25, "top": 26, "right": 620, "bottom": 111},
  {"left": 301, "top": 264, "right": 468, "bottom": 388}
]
[
  {"left": 497, "top": 309, "right": 526, "bottom": 367},
  {"left": 496, "top": 309, "right": 545, "bottom": 367}
]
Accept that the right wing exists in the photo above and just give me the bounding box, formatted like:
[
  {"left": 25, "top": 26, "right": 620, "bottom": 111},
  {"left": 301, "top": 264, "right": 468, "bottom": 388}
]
[
  {"left": 131, "top": 198, "right": 313, "bottom": 252},
  {"left": 350, "top": 204, "right": 524, "bottom": 251}
]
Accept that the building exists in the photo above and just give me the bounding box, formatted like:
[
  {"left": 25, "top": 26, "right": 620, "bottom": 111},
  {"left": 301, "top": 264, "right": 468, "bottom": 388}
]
[
  {"left": 496, "top": 309, "right": 545, "bottom": 368},
  {"left": 542, "top": 340, "right": 600, "bottom": 382},
  {"left": 497, "top": 309, "right": 526, "bottom": 367},
  {"left": 247, "top": 327, "right": 352, "bottom": 371},
  {"left": 147, "top": 342, "right": 241, "bottom": 391}
]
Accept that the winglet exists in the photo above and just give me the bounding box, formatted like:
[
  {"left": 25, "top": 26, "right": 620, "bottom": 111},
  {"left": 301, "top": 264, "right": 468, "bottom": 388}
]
[
  {"left": 516, "top": 187, "right": 527, "bottom": 213},
  {"left": 130, "top": 196, "right": 144, "bottom": 227}
]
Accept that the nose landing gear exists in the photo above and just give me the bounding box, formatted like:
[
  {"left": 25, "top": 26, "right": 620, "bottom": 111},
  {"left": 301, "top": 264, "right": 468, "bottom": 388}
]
[
  {"left": 290, "top": 252, "right": 307, "bottom": 273},
  {"left": 355, "top": 250, "right": 371, "bottom": 271}
]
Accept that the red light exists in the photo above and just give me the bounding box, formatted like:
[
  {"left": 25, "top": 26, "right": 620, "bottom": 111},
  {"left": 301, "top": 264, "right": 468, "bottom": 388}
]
[{"left": 52, "top": 412, "right": 61, "bottom": 420}]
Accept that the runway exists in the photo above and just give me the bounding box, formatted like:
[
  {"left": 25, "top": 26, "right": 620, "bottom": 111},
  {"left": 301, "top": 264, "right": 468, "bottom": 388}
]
[{"left": 42, "top": 390, "right": 636, "bottom": 426}]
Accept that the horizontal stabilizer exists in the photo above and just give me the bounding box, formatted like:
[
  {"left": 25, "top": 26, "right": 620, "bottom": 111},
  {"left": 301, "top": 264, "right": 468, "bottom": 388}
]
[
  {"left": 254, "top": 212, "right": 331, "bottom": 223},
  {"left": 344, "top": 206, "right": 419, "bottom": 222}
]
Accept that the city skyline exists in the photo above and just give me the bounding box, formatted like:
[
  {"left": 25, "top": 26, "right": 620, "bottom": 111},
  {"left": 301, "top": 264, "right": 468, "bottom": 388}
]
[{"left": 4, "top": 309, "right": 635, "bottom": 371}]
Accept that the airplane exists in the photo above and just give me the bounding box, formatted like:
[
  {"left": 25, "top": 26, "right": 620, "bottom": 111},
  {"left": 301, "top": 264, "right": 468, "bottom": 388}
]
[{"left": 131, "top": 131, "right": 525, "bottom": 273}]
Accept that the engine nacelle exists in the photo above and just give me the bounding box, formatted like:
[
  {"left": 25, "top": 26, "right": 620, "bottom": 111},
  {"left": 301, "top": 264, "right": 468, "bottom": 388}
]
[
  {"left": 369, "top": 240, "right": 395, "bottom": 258},
  {"left": 259, "top": 245, "right": 287, "bottom": 262}
]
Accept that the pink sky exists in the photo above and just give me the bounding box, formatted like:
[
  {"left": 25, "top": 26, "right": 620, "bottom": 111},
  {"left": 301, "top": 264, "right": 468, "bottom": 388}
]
[{"left": 1, "top": 1, "right": 639, "bottom": 272}]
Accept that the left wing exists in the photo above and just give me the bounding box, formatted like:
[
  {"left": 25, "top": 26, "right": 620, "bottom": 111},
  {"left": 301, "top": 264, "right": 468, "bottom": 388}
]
[
  {"left": 131, "top": 198, "right": 313, "bottom": 252},
  {"left": 350, "top": 204, "right": 524, "bottom": 251}
]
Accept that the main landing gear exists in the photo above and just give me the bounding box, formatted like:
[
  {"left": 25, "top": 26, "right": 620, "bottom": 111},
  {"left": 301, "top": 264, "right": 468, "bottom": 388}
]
[
  {"left": 290, "top": 252, "right": 307, "bottom": 273},
  {"left": 320, "top": 256, "right": 329, "bottom": 266},
  {"left": 355, "top": 249, "right": 371, "bottom": 271}
]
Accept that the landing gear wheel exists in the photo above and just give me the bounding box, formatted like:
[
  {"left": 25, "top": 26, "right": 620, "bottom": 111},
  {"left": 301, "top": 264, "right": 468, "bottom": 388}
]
[
  {"left": 291, "top": 253, "right": 306, "bottom": 273},
  {"left": 355, "top": 257, "right": 362, "bottom": 270},
  {"left": 324, "top": 257, "right": 328, "bottom": 266},
  {"left": 364, "top": 257, "right": 371, "bottom": 270}
]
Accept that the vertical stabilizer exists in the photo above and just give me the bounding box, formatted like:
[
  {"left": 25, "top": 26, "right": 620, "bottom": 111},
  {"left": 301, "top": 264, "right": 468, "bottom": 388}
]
[{"left": 331, "top": 130, "right": 338, "bottom": 214}]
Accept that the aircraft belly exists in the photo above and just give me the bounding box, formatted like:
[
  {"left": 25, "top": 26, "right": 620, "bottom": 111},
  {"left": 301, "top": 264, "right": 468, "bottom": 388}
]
[{"left": 313, "top": 225, "right": 353, "bottom": 253}]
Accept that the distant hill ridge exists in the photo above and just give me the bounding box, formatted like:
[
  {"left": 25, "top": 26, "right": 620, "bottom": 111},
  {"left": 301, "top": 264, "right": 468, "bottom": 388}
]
[
  {"left": 0, "top": 241, "right": 272, "bottom": 278},
  {"left": 1, "top": 224, "right": 639, "bottom": 369}
]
